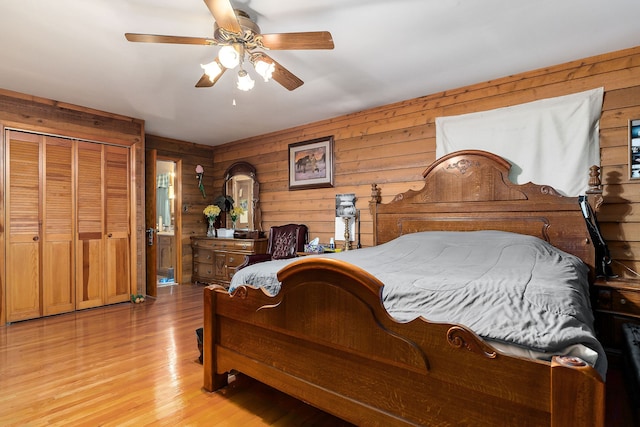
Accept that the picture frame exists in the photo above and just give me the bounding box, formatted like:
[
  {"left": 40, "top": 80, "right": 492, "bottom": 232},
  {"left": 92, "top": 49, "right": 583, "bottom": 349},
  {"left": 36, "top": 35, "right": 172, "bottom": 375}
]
[
  {"left": 288, "top": 136, "right": 334, "bottom": 190},
  {"left": 630, "top": 119, "right": 640, "bottom": 180}
]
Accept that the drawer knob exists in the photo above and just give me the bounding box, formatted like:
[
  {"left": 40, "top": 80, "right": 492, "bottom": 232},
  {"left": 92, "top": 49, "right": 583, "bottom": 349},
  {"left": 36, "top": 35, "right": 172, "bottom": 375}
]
[{"left": 620, "top": 298, "right": 627, "bottom": 305}]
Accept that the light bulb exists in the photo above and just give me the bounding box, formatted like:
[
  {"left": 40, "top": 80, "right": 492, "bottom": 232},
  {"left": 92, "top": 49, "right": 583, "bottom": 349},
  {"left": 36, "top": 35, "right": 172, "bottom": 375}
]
[
  {"left": 219, "top": 45, "right": 240, "bottom": 69},
  {"left": 237, "top": 69, "right": 255, "bottom": 91}
]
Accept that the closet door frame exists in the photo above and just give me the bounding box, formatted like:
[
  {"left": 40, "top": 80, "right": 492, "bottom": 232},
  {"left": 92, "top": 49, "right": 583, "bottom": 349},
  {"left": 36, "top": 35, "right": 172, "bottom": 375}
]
[{"left": 3, "top": 129, "right": 136, "bottom": 321}]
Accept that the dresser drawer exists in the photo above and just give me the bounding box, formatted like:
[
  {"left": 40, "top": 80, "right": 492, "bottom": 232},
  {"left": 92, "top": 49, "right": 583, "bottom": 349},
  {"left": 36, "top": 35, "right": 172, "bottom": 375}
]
[
  {"left": 192, "top": 247, "right": 214, "bottom": 264},
  {"left": 225, "top": 253, "right": 244, "bottom": 282},
  {"left": 596, "top": 288, "right": 640, "bottom": 317},
  {"left": 193, "top": 262, "right": 214, "bottom": 279},
  {"left": 214, "top": 240, "right": 258, "bottom": 252},
  {"left": 225, "top": 252, "right": 246, "bottom": 268},
  {"left": 191, "top": 236, "right": 267, "bottom": 286},
  {"left": 610, "top": 289, "right": 640, "bottom": 317},
  {"left": 193, "top": 237, "right": 258, "bottom": 251}
]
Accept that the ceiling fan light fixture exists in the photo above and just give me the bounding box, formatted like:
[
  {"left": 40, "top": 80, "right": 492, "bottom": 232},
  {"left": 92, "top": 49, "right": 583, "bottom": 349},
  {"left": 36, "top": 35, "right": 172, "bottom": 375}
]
[
  {"left": 201, "top": 60, "right": 223, "bottom": 81},
  {"left": 254, "top": 58, "right": 275, "bottom": 82},
  {"left": 219, "top": 44, "right": 241, "bottom": 69},
  {"left": 237, "top": 69, "right": 255, "bottom": 91}
]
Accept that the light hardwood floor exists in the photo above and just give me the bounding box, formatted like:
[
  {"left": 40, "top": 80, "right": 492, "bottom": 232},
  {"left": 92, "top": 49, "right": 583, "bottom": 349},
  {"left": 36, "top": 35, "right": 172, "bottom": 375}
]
[
  {"left": 0, "top": 285, "right": 352, "bottom": 426},
  {"left": 0, "top": 284, "right": 634, "bottom": 426}
]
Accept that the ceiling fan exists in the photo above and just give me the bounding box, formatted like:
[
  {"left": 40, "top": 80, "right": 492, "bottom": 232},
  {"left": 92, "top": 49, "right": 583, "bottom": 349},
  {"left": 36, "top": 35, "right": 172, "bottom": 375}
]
[{"left": 125, "top": 0, "right": 334, "bottom": 91}]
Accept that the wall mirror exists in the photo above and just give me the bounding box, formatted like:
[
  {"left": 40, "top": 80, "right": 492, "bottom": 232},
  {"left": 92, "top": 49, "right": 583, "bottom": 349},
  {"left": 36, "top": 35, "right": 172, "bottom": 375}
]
[{"left": 224, "top": 161, "right": 262, "bottom": 232}]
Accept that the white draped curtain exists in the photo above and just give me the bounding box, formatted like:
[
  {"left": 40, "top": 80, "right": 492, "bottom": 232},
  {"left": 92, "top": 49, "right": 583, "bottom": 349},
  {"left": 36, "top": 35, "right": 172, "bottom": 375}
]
[{"left": 435, "top": 87, "right": 604, "bottom": 196}]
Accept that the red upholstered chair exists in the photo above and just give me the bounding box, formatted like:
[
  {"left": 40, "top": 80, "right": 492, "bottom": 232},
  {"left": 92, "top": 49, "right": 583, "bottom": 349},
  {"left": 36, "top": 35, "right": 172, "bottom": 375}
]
[{"left": 238, "top": 223, "right": 308, "bottom": 269}]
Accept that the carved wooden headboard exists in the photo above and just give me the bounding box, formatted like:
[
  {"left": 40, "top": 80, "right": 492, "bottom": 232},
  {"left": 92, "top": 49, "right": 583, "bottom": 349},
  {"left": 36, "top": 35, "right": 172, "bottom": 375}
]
[{"left": 370, "top": 150, "right": 598, "bottom": 274}]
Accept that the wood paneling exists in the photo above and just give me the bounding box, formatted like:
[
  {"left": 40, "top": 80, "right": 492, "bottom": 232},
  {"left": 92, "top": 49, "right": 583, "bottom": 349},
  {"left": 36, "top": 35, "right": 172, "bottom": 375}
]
[{"left": 212, "top": 45, "right": 640, "bottom": 278}]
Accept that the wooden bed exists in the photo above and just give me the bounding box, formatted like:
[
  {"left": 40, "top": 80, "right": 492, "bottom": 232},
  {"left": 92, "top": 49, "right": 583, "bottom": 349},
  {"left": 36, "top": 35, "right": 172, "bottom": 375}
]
[{"left": 203, "top": 150, "right": 605, "bottom": 426}]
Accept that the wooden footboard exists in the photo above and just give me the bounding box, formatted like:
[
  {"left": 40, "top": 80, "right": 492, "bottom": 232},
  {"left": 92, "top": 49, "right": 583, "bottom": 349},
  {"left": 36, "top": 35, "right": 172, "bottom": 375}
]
[{"left": 203, "top": 257, "right": 605, "bottom": 427}]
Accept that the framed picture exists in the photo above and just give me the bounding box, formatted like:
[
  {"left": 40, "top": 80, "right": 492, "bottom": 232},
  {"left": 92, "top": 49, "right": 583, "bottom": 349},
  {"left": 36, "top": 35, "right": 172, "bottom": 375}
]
[
  {"left": 288, "top": 136, "right": 334, "bottom": 190},
  {"left": 630, "top": 119, "right": 640, "bottom": 180}
]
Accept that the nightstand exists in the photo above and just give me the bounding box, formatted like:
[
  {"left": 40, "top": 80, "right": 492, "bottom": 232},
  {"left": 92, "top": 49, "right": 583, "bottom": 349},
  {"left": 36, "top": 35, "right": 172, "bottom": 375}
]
[{"left": 593, "top": 277, "right": 640, "bottom": 354}]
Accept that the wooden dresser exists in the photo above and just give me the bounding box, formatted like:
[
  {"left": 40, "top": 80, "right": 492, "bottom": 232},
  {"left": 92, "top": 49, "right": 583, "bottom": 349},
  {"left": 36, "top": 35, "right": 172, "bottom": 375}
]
[
  {"left": 593, "top": 277, "right": 640, "bottom": 353},
  {"left": 191, "top": 236, "right": 268, "bottom": 287}
]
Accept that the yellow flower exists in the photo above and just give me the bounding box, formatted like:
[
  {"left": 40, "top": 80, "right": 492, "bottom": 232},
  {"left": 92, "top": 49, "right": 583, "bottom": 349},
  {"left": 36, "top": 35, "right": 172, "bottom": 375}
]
[
  {"left": 230, "top": 206, "right": 244, "bottom": 221},
  {"left": 203, "top": 204, "right": 221, "bottom": 219}
]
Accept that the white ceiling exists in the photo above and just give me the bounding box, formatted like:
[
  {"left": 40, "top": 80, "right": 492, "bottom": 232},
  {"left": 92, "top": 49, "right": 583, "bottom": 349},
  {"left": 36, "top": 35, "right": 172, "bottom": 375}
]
[{"left": 1, "top": 0, "right": 639, "bottom": 147}]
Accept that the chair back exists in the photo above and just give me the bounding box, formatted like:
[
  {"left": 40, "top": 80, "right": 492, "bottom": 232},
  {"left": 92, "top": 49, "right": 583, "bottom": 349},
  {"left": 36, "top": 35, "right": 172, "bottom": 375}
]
[{"left": 267, "top": 224, "right": 309, "bottom": 259}]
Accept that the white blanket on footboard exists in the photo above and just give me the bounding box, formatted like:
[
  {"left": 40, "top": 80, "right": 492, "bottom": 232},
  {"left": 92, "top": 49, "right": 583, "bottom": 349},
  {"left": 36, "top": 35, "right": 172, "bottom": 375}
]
[{"left": 229, "top": 230, "right": 607, "bottom": 378}]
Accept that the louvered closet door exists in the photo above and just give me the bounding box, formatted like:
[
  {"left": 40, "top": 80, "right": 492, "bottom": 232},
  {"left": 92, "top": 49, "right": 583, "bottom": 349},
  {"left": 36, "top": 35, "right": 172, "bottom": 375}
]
[
  {"left": 5, "top": 131, "right": 42, "bottom": 322},
  {"left": 76, "top": 142, "right": 105, "bottom": 309},
  {"left": 104, "top": 145, "right": 130, "bottom": 304},
  {"left": 42, "top": 136, "right": 74, "bottom": 315}
]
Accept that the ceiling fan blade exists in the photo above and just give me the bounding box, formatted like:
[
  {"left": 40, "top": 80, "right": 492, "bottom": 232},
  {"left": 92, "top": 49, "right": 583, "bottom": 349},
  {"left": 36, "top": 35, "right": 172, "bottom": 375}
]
[
  {"left": 125, "top": 33, "right": 216, "bottom": 45},
  {"left": 196, "top": 73, "right": 214, "bottom": 88},
  {"left": 203, "top": 0, "right": 241, "bottom": 34},
  {"left": 260, "top": 32, "right": 334, "bottom": 50},
  {"left": 262, "top": 55, "right": 304, "bottom": 91},
  {"left": 196, "top": 64, "right": 227, "bottom": 87}
]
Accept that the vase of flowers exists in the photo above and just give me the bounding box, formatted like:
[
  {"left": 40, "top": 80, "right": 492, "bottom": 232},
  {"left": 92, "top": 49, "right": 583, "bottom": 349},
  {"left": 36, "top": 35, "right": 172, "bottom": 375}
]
[
  {"left": 203, "top": 204, "right": 221, "bottom": 237},
  {"left": 229, "top": 206, "right": 244, "bottom": 230}
]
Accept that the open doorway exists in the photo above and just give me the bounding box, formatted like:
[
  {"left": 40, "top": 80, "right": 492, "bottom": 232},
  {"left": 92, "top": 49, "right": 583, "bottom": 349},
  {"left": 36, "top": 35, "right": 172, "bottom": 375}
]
[
  {"left": 156, "top": 159, "right": 177, "bottom": 286},
  {"left": 145, "top": 151, "right": 182, "bottom": 297}
]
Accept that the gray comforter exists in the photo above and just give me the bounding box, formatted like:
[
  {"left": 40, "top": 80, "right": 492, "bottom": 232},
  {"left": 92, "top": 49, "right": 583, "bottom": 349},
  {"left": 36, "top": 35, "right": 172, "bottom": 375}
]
[{"left": 230, "top": 230, "right": 606, "bottom": 377}]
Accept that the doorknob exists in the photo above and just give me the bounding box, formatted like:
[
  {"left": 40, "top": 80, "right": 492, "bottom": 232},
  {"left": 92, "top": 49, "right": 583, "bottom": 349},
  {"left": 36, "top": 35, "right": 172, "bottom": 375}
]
[{"left": 146, "top": 228, "right": 155, "bottom": 246}]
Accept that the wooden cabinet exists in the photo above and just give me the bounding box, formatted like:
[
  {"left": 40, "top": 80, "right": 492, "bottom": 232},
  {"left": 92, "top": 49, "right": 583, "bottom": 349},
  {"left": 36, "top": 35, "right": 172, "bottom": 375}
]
[
  {"left": 5, "top": 131, "right": 130, "bottom": 322},
  {"left": 593, "top": 278, "right": 640, "bottom": 352},
  {"left": 157, "top": 233, "right": 175, "bottom": 277},
  {"left": 191, "top": 236, "right": 267, "bottom": 287}
]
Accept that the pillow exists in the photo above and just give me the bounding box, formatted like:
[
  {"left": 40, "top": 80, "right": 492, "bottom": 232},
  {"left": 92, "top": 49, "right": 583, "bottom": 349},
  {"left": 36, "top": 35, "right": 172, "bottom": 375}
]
[{"left": 271, "top": 231, "right": 297, "bottom": 259}]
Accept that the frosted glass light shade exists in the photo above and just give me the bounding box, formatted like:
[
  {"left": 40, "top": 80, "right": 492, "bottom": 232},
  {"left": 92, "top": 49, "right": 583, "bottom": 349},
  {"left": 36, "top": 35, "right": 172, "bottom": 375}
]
[
  {"left": 219, "top": 45, "right": 240, "bottom": 69},
  {"left": 201, "top": 61, "right": 223, "bottom": 81},
  {"left": 254, "top": 59, "right": 275, "bottom": 82},
  {"left": 236, "top": 70, "right": 255, "bottom": 91}
]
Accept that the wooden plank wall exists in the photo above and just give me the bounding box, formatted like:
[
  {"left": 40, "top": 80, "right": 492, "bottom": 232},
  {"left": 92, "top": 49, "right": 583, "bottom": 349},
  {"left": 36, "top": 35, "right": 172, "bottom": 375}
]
[
  {"left": 212, "top": 45, "right": 640, "bottom": 278},
  {"left": 0, "top": 88, "right": 146, "bottom": 324},
  {"left": 145, "top": 134, "right": 215, "bottom": 284}
]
